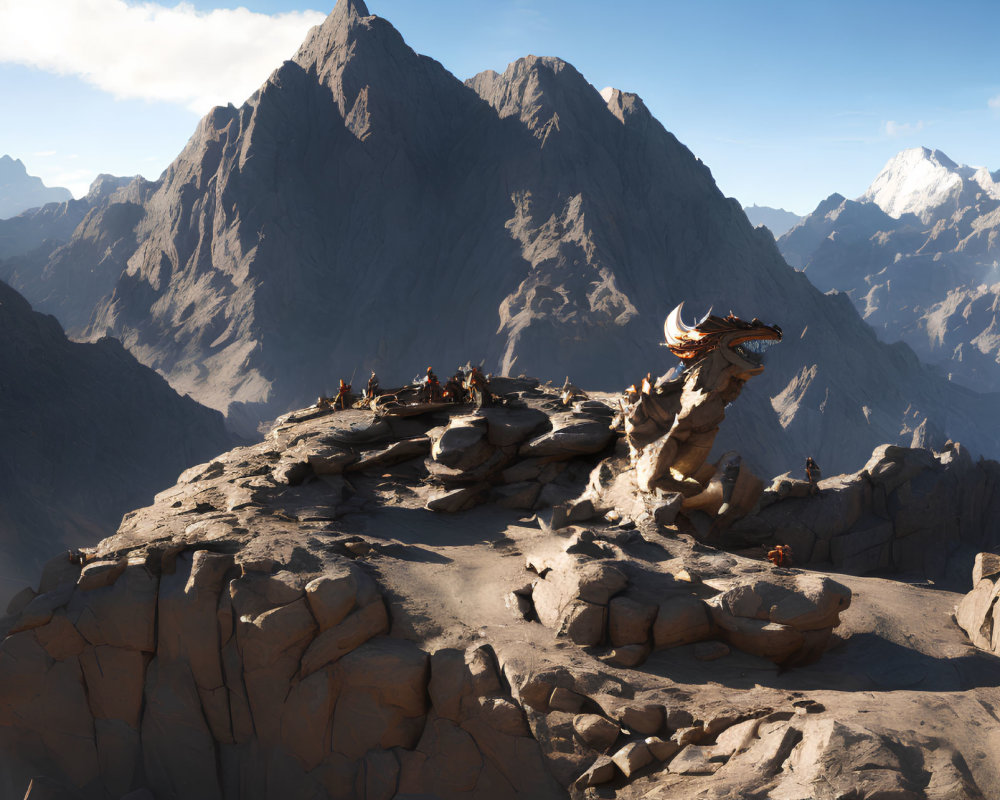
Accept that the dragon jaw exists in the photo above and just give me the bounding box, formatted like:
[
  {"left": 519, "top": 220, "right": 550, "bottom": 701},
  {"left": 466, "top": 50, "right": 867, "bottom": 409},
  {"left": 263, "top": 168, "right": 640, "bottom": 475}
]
[{"left": 663, "top": 302, "right": 782, "bottom": 377}]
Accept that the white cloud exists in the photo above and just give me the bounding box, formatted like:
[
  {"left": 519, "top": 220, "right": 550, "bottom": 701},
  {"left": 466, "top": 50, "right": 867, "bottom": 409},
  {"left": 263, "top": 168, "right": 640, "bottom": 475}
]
[
  {"left": 989, "top": 95, "right": 1000, "bottom": 111},
  {"left": 0, "top": 0, "right": 326, "bottom": 112},
  {"left": 32, "top": 150, "right": 57, "bottom": 157},
  {"left": 883, "top": 120, "right": 925, "bottom": 138}
]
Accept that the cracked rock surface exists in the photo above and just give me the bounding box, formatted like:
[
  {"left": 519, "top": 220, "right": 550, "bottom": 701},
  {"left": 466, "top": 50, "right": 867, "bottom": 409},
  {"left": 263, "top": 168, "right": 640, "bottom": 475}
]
[{"left": 1, "top": 381, "right": 999, "bottom": 799}]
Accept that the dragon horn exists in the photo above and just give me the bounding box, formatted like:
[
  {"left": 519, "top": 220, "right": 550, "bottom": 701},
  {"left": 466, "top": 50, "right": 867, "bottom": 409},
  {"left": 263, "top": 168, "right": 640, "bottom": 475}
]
[{"left": 664, "top": 302, "right": 690, "bottom": 345}]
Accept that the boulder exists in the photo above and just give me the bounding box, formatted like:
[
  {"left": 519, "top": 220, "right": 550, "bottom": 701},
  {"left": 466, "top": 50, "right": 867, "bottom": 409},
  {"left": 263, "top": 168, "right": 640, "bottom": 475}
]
[
  {"left": 651, "top": 596, "right": 713, "bottom": 649},
  {"left": 572, "top": 714, "right": 620, "bottom": 752},
  {"left": 608, "top": 596, "right": 657, "bottom": 647},
  {"left": 611, "top": 740, "right": 653, "bottom": 778}
]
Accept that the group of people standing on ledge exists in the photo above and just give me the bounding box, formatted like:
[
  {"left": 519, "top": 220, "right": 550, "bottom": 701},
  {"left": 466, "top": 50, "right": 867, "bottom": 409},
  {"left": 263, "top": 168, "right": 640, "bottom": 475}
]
[{"left": 329, "top": 364, "right": 494, "bottom": 410}]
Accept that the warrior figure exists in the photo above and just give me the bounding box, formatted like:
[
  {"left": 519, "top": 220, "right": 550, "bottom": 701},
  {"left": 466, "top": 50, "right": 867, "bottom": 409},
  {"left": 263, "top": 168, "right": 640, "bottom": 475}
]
[
  {"left": 334, "top": 379, "right": 352, "bottom": 410},
  {"left": 467, "top": 366, "right": 491, "bottom": 408},
  {"left": 766, "top": 544, "right": 793, "bottom": 567},
  {"left": 444, "top": 369, "right": 467, "bottom": 403},
  {"left": 423, "top": 367, "right": 443, "bottom": 402},
  {"left": 364, "top": 372, "right": 381, "bottom": 401},
  {"left": 805, "top": 457, "right": 821, "bottom": 494}
]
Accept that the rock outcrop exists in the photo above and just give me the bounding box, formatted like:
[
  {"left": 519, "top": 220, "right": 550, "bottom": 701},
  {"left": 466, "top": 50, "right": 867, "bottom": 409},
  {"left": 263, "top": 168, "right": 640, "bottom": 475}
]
[
  {"left": 956, "top": 552, "right": 1000, "bottom": 652},
  {"left": 728, "top": 442, "right": 1000, "bottom": 583},
  {"left": 1, "top": 380, "right": 998, "bottom": 799},
  {"left": 0, "top": 278, "right": 234, "bottom": 605},
  {"left": 4, "top": 2, "right": 999, "bottom": 479}
]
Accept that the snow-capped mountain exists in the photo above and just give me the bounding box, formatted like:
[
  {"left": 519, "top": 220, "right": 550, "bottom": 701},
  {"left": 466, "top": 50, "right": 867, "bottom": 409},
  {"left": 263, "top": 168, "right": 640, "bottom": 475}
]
[
  {"left": 779, "top": 147, "right": 1000, "bottom": 393},
  {"left": 862, "top": 147, "right": 1000, "bottom": 223}
]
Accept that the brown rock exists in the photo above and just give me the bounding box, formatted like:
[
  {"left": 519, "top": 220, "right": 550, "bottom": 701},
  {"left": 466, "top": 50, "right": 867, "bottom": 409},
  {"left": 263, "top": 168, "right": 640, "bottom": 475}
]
[
  {"left": 605, "top": 643, "right": 650, "bottom": 667},
  {"left": 304, "top": 562, "right": 364, "bottom": 631},
  {"left": 69, "top": 562, "right": 157, "bottom": 652},
  {"left": 330, "top": 637, "right": 430, "bottom": 760},
  {"left": 549, "top": 686, "right": 585, "bottom": 713},
  {"left": 668, "top": 744, "right": 721, "bottom": 774},
  {"left": 645, "top": 736, "right": 681, "bottom": 762},
  {"left": 612, "top": 740, "right": 653, "bottom": 778},
  {"left": 79, "top": 645, "right": 146, "bottom": 727},
  {"left": 77, "top": 559, "right": 126, "bottom": 591},
  {"left": 672, "top": 725, "right": 705, "bottom": 747},
  {"left": 973, "top": 552, "right": 1000, "bottom": 586},
  {"left": 573, "top": 713, "right": 621, "bottom": 751},
  {"left": 300, "top": 599, "right": 388, "bottom": 677},
  {"left": 652, "top": 596, "right": 713, "bottom": 649},
  {"left": 426, "top": 483, "right": 490, "bottom": 512},
  {"left": 574, "top": 755, "right": 616, "bottom": 787},
  {"left": 616, "top": 703, "right": 665, "bottom": 736},
  {"left": 608, "top": 596, "right": 657, "bottom": 646}
]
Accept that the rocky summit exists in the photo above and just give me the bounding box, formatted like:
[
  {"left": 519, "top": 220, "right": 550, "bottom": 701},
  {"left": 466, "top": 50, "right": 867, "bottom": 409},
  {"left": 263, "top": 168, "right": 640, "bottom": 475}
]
[
  {"left": 2, "top": 1, "right": 999, "bottom": 479},
  {"left": 2, "top": 372, "right": 999, "bottom": 799}
]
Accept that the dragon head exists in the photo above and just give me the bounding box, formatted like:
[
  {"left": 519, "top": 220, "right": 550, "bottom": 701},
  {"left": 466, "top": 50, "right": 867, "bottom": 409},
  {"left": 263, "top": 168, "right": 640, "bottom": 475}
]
[{"left": 663, "top": 302, "right": 782, "bottom": 377}]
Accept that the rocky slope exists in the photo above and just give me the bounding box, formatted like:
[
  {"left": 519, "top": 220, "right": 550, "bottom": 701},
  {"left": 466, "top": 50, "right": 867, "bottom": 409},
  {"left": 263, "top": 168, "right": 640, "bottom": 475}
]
[
  {"left": 5, "top": 0, "right": 999, "bottom": 477},
  {"left": 0, "top": 278, "right": 234, "bottom": 605},
  {"left": 0, "top": 156, "right": 71, "bottom": 220},
  {"left": 1, "top": 381, "right": 999, "bottom": 799},
  {"left": 0, "top": 174, "right": 137, "bottom": 334},
  {"left": 779, "top": 147, "right": 1000, "bottom": 392}
]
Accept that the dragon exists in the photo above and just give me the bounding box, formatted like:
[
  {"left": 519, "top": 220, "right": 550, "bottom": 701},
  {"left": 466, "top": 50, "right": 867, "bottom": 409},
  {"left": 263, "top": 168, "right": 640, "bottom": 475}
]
[{"left": 621, "top": 302, "right": 782, "bottom": 502}]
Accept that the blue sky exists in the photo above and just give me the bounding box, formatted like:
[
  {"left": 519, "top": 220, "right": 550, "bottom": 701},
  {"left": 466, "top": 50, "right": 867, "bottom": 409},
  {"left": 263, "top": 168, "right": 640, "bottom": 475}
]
[{"left": 2, "top": 0, "right": 998, "bottom": 214}]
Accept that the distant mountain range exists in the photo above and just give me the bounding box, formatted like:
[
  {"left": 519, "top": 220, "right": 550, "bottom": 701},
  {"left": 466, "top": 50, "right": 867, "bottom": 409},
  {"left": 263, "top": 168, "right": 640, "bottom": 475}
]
[
  {"left": 778, "top": 147, "right": 1000, "bottom": 392},
  {"left": 2, "top": 0, "right": 1000, "bottom": 479},
  {"left": 743, "top": 204, "right": 803, "bottom": 238},
  {"left": 0, "top": 155, "right": 72, "bottom": 219}
]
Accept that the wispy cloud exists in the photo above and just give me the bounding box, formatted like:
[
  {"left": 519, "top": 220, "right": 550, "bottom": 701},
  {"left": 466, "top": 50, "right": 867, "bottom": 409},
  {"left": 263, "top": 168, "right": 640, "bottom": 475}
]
[
  {"left": 989, "top": 94, "right": 1000, "bottom": 111},
  {"left": 0, "top": 0, "right": 326, "bottom": 113},
  {"left": 32, "top": 150, "right": 57, "bottom": 157},
  {"left": 883, "top": 119, "right": 925, "bottom": 138}
]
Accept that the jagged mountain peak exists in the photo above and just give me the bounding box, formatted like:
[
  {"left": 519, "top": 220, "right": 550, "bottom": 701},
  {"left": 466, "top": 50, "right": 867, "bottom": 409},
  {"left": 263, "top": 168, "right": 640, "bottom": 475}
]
[
  {"left": 862, "top": 146, "right": 1000, "bottom": 222},
  {"left": 468, "top": 56, "right": 613, "bottom": 140}
]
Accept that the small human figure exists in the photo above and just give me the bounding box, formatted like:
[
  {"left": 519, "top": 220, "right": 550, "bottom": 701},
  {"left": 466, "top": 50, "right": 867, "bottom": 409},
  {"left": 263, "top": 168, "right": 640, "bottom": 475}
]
[
  {"left": 716, "top": 455, "right": 742, "bottom": 516},
  {"left": 364, "top": 372, "right": 380, "bottom": 401},
  {"left": 766, "top": 544, "right": 793, "bottom": 567},
  {"left": 805, "top": 456, "right": 821, "bottom": 495},
  {"left": 423, "top": 367, "right": 443, "bottom": 402},
  {"left": 467, "top": 366, "right": 491, "bottom": 408},
  {"left": 334, "top": 378, "right": 352, "bottom": 410},
  {"left": 444, "top": 369, "right": 466, "bottom": 403}
]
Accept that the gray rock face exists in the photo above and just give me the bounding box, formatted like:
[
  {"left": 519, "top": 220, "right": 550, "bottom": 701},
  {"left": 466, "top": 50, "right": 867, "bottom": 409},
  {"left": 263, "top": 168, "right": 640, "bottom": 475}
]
[
  {"left": 4, "top": 2, "right": 998, "bottom": 476},
  {"left": 778, "top": 147, "right": 1000, "bottom": 394},
  {"left": 0, "top": 279, "right": 233, "bottom": 603},
  {"left": 0, "top": 155, "right": 72, "bottom": 220}
]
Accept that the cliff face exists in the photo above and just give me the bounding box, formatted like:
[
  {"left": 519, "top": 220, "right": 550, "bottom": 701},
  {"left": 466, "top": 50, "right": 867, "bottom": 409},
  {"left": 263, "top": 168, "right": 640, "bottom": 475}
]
[
  {"left": 0, "top": 279, "right": 234, "bottom": 601},
  {"left": 7, "top": 0, "right": 1000, "bottom": 476}
]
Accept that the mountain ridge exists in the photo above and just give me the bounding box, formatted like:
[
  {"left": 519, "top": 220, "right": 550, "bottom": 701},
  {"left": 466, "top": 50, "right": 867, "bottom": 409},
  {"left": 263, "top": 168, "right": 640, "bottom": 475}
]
[
  {"left": 0, "top": 155, "right": 72, "bottom": 219},
  {"left": 4, "top": 2, "right": 1000, "bottom": 477}
]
